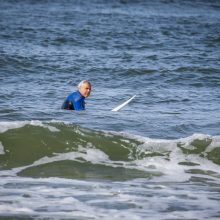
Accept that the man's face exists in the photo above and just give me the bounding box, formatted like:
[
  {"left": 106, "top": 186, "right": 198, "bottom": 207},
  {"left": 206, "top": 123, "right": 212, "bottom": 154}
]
[{"left": 79, "top": 83, "right": 91, "bottom": 97}]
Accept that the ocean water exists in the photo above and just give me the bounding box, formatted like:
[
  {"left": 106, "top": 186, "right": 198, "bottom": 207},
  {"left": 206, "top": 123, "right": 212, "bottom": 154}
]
[{"left": 0, "top": 0, "right": 220, "bottom": 219}]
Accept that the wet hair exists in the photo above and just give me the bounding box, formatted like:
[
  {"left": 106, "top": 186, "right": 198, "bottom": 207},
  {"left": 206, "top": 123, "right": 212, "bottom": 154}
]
[{"left": 77, "top": 80, "right": 91, "bottom": 89}]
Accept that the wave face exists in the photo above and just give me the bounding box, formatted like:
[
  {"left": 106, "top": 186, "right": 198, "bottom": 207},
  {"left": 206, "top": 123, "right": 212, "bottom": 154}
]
[{"left": 1, "top": 121, "right": 219, "bottom": 182}]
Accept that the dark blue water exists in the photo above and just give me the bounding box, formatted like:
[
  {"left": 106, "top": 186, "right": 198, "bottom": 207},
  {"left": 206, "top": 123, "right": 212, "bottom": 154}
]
[{"left": 0, "top": 0, "right": 220, "bottom": 219}]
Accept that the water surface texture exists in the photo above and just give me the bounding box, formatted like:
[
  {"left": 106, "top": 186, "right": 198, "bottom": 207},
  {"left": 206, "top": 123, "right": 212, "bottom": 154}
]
[{"left": 0, "top": 0, "right": 220, "bottom": 219}]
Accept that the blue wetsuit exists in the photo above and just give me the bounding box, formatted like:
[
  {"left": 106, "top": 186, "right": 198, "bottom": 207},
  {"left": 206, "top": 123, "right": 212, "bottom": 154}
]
[{"left": 62, "top": 91, "right": 85, "bottom": 110}]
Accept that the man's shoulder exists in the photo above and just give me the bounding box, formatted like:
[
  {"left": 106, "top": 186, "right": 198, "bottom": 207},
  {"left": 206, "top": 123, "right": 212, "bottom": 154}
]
[
  {"left": 67, "top": 91, "right": 77, "bottom": 98},
  {"left": 68, "top": 91, "right": 83, "bottom": 101}
]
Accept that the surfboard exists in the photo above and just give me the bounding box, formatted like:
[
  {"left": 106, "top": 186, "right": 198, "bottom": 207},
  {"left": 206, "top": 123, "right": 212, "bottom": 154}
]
[{"left": 111, "top": 95, "right": 136, "bottom": 112}]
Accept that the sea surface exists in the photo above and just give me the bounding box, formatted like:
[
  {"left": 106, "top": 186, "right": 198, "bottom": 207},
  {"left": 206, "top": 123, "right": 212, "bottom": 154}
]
[{"left": 0, "top": 0, "right": 220, "bottom": 219}]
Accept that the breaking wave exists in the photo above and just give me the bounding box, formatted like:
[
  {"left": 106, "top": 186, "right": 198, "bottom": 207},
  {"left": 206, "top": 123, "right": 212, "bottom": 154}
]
[{"left": 0, "top": 121, "right": 220, "bottom": 182}]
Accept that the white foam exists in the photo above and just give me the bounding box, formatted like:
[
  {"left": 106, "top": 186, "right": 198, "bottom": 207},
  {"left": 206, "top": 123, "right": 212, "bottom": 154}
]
[
  {"left": 0, "top": 121, "right": 29, "bottom": 133},
  {"left": 12, "top": 145, "right": 110, "bottom": 174},
  {"left": 0, "top": 205, "right": 33, "bottom": 213},
  {"left": 116, "top": 132, "right": 220, "bottom": 182},
  {"left": 0, "top": 120, "right": 60, "bottom": 133},
  {"left": 205, "top": 135, "right": 220, "bottom": 153},
  {"left": 134, "top": 155, "right": 190, "bottom": 182},
  {"left": 177, "top": 133, "right": 212, "bottom": 149},
  {"left": 87, "top": 148, "right": 109, "bottom": 162},
  {"left": 29, "top": 120, "right": 60, "bottom": 132},
  {"left": 0, "top": 175, "right": 219, "bottom": 220},
  {"left": 0, "top": 141, "right": 5, "bottom": 155}
]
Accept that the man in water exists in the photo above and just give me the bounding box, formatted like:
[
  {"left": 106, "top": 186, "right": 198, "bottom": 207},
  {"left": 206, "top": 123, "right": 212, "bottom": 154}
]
[{"left": 61, "top": 80, "right": 92, "bottom": 110}]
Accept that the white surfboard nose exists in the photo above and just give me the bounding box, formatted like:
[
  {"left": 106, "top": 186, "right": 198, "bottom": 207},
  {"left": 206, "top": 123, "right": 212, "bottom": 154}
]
[{"left": 111, "top": 95, "right": 136, "bottom": 112}]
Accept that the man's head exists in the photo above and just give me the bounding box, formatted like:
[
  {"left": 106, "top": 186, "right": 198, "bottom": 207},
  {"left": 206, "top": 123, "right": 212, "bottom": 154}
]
[{"left": 78, "top": 80, "right": 92, "bottom": 97}]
